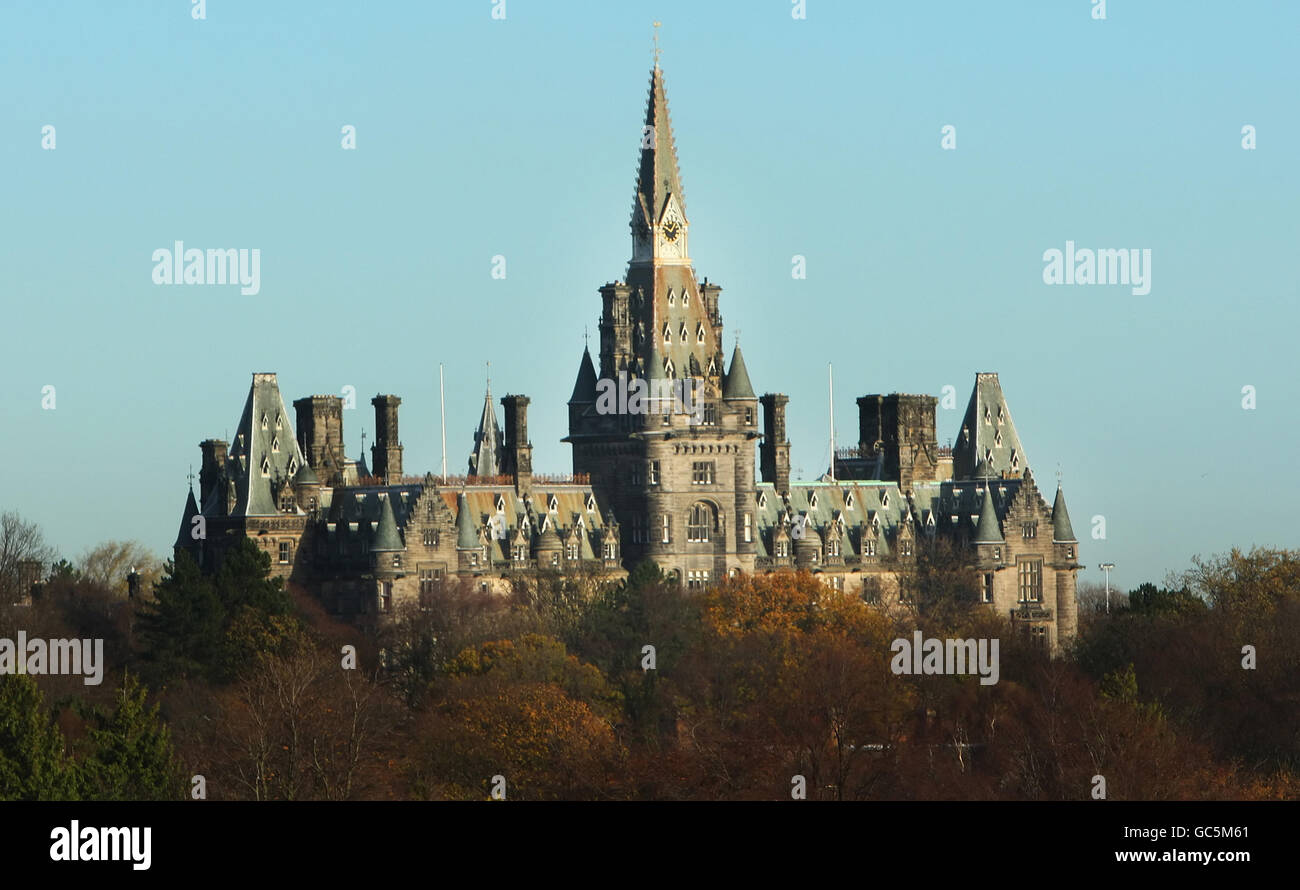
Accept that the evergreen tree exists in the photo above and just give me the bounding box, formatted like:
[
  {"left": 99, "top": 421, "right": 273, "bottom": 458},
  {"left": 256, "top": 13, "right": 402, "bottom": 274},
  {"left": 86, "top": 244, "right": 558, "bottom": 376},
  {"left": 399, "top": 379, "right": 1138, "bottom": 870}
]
[
  {"left": 0, "top": 675, "right": 78, "bottom": 800},
  {"left": 77, "top": 672, "right": 185, "bottom": 800}
]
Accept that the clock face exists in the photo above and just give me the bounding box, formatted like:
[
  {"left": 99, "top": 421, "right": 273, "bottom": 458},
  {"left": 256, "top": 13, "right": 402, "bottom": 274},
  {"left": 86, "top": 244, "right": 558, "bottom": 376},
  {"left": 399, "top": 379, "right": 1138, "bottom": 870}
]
[{"left": 662, "top": 219, "right": 681, "bottom": 242}]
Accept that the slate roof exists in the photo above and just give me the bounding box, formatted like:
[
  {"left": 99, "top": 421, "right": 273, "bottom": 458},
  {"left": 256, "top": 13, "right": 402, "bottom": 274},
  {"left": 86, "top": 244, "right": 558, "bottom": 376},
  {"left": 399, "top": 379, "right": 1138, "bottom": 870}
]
[
  {"left": 723, "top": 345, "right": 755, "bottom": 400},
  {"left": 952, "top": 373, "right": 1029, "bottom": 481},
  {"left": 468, "top": 388, "right": 503, "bottom": 477},
  {"left": 1052, "top": 485, "right": 1077, "bottom": 542},
  {"left": 223, "top": 373, "right": 308, "bottom": 517},
  {"left": 569, "top": 347, "right": 598, "bottom": 403}
]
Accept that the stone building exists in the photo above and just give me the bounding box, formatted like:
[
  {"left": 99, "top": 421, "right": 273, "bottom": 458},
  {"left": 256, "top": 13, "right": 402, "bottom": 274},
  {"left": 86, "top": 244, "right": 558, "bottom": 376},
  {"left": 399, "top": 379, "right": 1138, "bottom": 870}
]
[{"left": 174, "top": 60, "right": 1079, "bottom": 650}]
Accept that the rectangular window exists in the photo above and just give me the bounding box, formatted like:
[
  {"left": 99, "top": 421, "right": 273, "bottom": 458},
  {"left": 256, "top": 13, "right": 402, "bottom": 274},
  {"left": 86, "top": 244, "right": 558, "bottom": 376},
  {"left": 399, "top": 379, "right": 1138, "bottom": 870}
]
[
  {"left": 864, "top": 539, "right": 876, "bottom": 557},
  {"left": 702, "top": 403, "right": 717, "bottom": 426},
  {"left": 423, "top": 529, "right": 436, "bottom": 546},
  {"left": 419, "top": 568, "right": 436, "bottom": 595},
  {"left": 648, "top": 461, "right": 660, "bottom": 485},
  {"left": 691, "top": 462, "right": 715, "bottom": 485},
  {"left": 829, "top": 576, "right": 843, "bottom": 591},
  {"left": 380, "top": 582, "right": 392, "bottom": 613},
  {"left": 743, "top": 513, "right": 752, "bottom": 543},
  {"left": 631, "top": 464, "right": 643, "bottom": 486},
  {"left": 686, "top": 570, "right": 710, "bottom": 589},
  {"left": 566, "top": 543, "right": 579, "bottom": 560},
  {"left": 278, "top": 541, "right": 291, "bottom": 564},
  {"left": 744, "top": 408, "right": 754, "bottom": 426},
  {"left": 661, "top": 514, "right": 671, "bottom": 544},
  {"left": 981, "top": 572, "right": 994, "bottom": 604},
  {"left": 901, "top": 540, "right": 913, "bottom": 557},
  {"left": 1018, "top": 558, "right": 1043, "bottom": 602},
  {"left": 1029, "top": 625, "right": 1049, "bottom": 652},
  {"left": 1022, "top": 521, "right": 1038, "bottom": 540},
  {"left": 631, "top": 515, "right": 645, "bottom": 544}
]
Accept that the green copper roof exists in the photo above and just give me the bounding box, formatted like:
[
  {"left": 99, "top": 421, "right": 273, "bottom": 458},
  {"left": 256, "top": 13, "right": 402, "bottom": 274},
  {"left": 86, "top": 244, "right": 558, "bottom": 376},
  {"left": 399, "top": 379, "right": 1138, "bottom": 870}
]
[
  {"left": 371, "top": 494, "right": 404, "bottom": 552},
  {"left": 974, "top": 484, "right": 1003, "bottom": 543},
  {"left": 722, "top": 345, "right": 755, "bottom": 400},
  {"left": 455, "top": 493, "right": 479, "bottom": 549},
  {"left": 1051, "top": 485, "right": 1077, "bottom": 542},
  {"left": 569, "top": 347, "right": 598, "bottom": 403}
]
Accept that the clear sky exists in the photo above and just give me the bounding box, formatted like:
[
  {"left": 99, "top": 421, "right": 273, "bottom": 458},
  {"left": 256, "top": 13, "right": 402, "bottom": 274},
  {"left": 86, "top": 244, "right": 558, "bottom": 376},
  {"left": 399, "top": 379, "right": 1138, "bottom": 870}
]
[{"left": 2, "top": 1, "right": 1296, "bottom": 590}]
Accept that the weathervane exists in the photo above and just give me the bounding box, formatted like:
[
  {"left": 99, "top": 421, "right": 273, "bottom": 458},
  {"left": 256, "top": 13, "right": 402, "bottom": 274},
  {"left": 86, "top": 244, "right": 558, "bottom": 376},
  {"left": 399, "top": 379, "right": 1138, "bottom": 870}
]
[
  {"left": 653, "top": 21, "right": 661, "bottom": 66},
  {"left": 187, "top": 464, "right": 195, "bottom": 488}
]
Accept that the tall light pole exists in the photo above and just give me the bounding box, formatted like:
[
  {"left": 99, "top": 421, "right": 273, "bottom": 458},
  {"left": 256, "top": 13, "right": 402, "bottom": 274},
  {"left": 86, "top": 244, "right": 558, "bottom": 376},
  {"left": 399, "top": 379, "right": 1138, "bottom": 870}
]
[{"left": 1099, "top": 563, "right": 1115, "bottom": 614}]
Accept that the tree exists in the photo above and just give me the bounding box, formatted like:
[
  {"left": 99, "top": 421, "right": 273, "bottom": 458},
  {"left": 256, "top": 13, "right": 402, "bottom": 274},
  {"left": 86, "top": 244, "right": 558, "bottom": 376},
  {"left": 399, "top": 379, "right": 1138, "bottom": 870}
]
[
  {"left": 0, "top": 675, "right": 78, "bottom": 800},
  {"left": 76, "top": 672, "right": 185, "bottom": 800},
  {"left": 78, "top": 540, "right": 163, "bottom": 597},
  {"left": 0, "top": 512, "right": 56, "bottom": 601},
  {"left": 137, "top": 539, "right": 299, "bottom": 685}
]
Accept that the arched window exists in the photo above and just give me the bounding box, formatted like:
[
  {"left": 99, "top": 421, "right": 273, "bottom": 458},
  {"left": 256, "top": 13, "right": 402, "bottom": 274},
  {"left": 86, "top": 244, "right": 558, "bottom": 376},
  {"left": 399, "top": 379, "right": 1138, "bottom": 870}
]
[{"left": 687, "top": 503, "right": 713, "bottom": 542}]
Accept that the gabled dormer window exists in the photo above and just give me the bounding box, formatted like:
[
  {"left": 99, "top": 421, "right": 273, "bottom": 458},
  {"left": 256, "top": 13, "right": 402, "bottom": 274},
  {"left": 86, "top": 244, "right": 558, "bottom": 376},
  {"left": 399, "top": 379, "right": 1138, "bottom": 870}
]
[
  {"left": 1010, "top": 451, "right": 1019, "bottom": 470},
  {"left": 586, "top": 494, "right": 597, "bottom": 513},
  {"left": 496, "top": 495, "right": 506, "bottom": 513},
  {"left": 707, "top": 357, "right": 717, "bottom": 376},
  {"left": 275, "top": 412, "right": 282, "bottom": 429},
  {"left": 680, "top": 288, "right": 689, "bottom": 307},
  {"left": 994, "top": 431, "right": 1002, "bottom": 447},
  {"left": 844, "top": 492, "right": 854, "bottom": 509},
  {"left": 758, "top": 491, "right": 767, "bottom": 509},
  {"left": 272, "top": 436, "right": 280, "bottom": 453},
  {"left": 261, "top": 458, "right": 270, "bottom": 478},
  {"left": 881, "top": 491, "right": 890, "bottom": 508},
  {"left": 997, "top": 406, "right": 1004, "bottom": 423},
  {"left": 548, "top": 495, "right": 558, "bottom": 513},
  {"left": 665, "top": 359, "right": 675, "bottom": 378},
  {"left": 261, "top": 413, "right": 268, "bottom": 430},
  {"left": 984, "top": 407, "right": 991, "bottom": 424},
  {"left": 808, "top": 491, "right": 818, "bottom": 509},
  {"left": 667, "top": 288, "right": 675, "bottom": 306},
  {"left": 696, "top": 323, "right": 706, "bottom": 344},
  {"left": 679, "top": 323, "right": 689, "bottom": 343},
  {"left": 288, "top": 458, "right": 296, "bottom": 474},
  {"left": 663, "top": 324, "right": 671, "bottom": 344}
]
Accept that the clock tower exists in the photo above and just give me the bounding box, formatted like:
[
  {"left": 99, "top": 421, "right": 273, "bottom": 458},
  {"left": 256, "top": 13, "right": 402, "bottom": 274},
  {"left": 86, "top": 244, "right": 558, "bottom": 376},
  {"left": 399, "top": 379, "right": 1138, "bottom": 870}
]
[{"left": 566, "top": 62, "right": 760, "bottom": 586}]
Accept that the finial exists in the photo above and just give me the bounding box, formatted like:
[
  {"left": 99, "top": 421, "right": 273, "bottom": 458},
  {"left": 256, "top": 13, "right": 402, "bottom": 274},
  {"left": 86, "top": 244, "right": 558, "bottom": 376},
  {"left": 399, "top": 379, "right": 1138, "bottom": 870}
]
[
  {"left": 486, "top": 360, "right": 491, "bottom": 395},
  {"left": 1056, "top": 463, "right": 1063, "bottom": 488},
  {"left": 584, "top": 325, "right": 589, "bottom": 348},
  {"left": 652, "top": 21, "right": 662, "bottom": 67},
  {"left": 735, "top": 329, "right": 741, "bottom": 349}
]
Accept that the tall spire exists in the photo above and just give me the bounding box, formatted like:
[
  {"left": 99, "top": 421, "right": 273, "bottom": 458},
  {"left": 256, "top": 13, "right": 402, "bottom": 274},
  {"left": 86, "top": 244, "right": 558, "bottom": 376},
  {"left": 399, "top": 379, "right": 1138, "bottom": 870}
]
[
  {"left": 468, "top": 382, "right": 503, "bottom": 477},
  {"left": 631, "top": 62, "right": 688, "bottom": 261}
]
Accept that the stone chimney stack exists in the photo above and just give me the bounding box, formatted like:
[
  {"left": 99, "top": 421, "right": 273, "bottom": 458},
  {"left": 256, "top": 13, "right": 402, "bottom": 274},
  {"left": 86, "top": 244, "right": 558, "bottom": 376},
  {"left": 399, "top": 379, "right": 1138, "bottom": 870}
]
[
  {"left": 501, "top": 394, "right": 533, "bottom": 494},
  {"left": 293, "top": 395, "right": 345, "bottom": 485},
  {"left": 199, "top": 439, "right": 229, "bottom": 506},
  {"left": 857, "top": 394, "right": 939, "bottom": 492},
  {"left": 370, "top": 394, "right": 403, "bottom": 481},
  {"left": 759, "top": 393, "right": 791, "bottom": 496}
]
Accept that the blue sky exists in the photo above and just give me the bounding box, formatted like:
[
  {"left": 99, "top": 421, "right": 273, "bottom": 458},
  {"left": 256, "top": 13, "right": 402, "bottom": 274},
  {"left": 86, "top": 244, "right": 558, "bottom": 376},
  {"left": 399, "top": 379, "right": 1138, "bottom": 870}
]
[{"left": 1, "top": 1, "right": 1296, "bottom": 589}]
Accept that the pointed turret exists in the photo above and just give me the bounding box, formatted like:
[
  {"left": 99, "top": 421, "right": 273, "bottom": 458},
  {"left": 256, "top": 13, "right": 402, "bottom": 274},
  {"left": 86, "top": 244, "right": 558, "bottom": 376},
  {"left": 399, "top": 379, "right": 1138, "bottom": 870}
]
[
  {"left": 953, "top": 372, "right": 1029, "bottom": 481},
  {"left": 468, "top": 386, "right": 504, "bottom": 477},
  {"left": 569, "top": 347, "right": 598, "bottom": 404},
  {"left": 371, "top": 494, "right": 403, "bottom": 553},
  {"left": 974, "top": 483, "right": 1003, "bottom": 543},
  {"left": 455, "top": 493, "right": 479, "bottom": 549},
  {"left": 175, "top": 488, "right": 200, "bottom": 549},
  {"left": 1051, "top": 485, "right": 1077, "bottom": 543},
  {"left": 722, "top": 345, "right": 755, "bottom": 400}
]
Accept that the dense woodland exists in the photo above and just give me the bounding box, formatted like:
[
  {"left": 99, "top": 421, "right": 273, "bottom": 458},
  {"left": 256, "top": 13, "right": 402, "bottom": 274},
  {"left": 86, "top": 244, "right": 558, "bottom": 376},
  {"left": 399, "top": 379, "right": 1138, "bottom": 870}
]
[{"left": 0, "top": 510, "right": 1296, "bottom": 800}]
